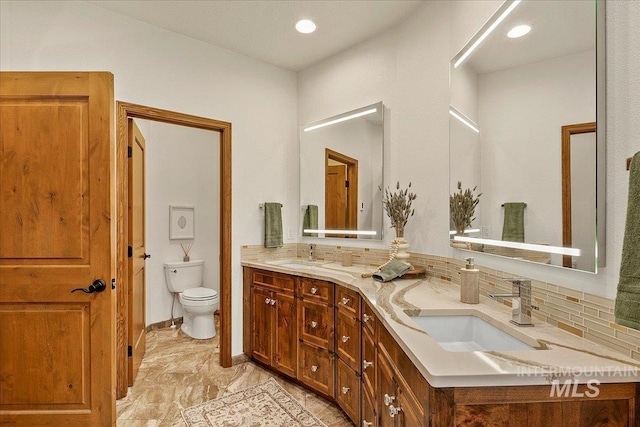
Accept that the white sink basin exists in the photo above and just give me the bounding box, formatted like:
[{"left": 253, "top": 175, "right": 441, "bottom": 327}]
[{"left": 409, "top": 314, "right": 535, "bottom": 352}]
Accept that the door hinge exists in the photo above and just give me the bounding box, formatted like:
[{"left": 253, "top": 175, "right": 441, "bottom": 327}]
[
  {"left": 345, "top": 180, "right": 350, "bottom": 188},
  {"left": 111, "top": 278, "right": 116, "bottom": 289},
  {"left": 128, "top": 246, "right": 133, "bottom": 258},
  {"left": 127, "top": 146, "right": 132, "bottom": 158},
  {"left": 128, "top": 345, "right": 132, "bottom": 357}
]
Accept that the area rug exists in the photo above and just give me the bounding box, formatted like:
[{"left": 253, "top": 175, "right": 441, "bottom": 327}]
[{"left": 181, "top": 378, "right": 327, "bottom": 427}]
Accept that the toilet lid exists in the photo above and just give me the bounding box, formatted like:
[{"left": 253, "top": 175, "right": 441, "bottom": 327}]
[{"left": 182, "top": 287, "right": 218, "bottom": 301}]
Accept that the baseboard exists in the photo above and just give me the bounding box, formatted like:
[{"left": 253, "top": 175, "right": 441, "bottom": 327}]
[
  {"left": 146, "top": 317, "right": 183, "bottom": 332},
  {"left": 231, "top": 353, "right": 250, "bottom": 365}
]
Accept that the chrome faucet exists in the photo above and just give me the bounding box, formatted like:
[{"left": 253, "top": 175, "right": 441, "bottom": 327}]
[
  {"left": 308, "top": 243, "right": 316, "bottom": 262},
  {"left": 489, "top": 278, "right": 533, "bottom": 327}
]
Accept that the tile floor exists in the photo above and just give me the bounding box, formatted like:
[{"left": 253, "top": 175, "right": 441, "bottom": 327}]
[{"left": 116, "top": 320, "right": 353, "bottom": 426}]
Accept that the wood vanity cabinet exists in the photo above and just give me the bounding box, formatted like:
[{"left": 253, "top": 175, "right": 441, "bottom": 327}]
[
  {"left": 297, "top": 278, "right": 335, "bottom": 398},
  {"left": 335, "top": 286, "right": 362, "bottom": 425},
  {"left": 249, "top": 269, "right": 297, "bottom": 378},
  {"left": 361, "top": 300, "right": 378, "bottom": 427}
]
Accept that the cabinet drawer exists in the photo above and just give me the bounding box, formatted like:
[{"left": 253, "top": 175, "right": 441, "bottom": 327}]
[
  {"left": 362, "top": 326, "right": 376, "bottom": 399},
  {"left": 299, "top": 278, "right": 334, "bottom": 303},
  {"left": 253, "top": 269, "right": 295, "bottom": 292},
  {"left": 336, "top": 286, "right": 361, "bottom": 318},
  {"left": 336, "top": 358, "right": 361, "bottom": 425},
  {"left": 362, "top": 300, "right": 376, "bottom": 337},
  {"left": 298, "top": 342, "right": 335, "bottom": 399},
  {"left": 362, "top": 386, "right": 377, "bottom": 427},
  {"left": 336, "top": 310, "right": 361, "bottom": 372},
  {"left": 299, "top": 299, "right": 334, "bottom": 350}
]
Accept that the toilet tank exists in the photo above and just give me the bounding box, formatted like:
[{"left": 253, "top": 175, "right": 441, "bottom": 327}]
[{"left": 164, "top": 259, "right": 204, "bottom": 293}]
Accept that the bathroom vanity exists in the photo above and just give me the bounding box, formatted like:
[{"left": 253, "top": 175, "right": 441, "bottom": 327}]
[{"left": 242, "top": 260, "right": 639, "bottom": 427}]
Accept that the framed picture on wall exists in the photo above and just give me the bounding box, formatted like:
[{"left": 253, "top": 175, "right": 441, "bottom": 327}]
[{"left": 169, "top": 205, "right": 195, "bottom": 240}]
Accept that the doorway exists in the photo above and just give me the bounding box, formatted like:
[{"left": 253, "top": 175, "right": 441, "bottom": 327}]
[
  {"left": 115, "top": 102, "right": 232, "bottom": 398},
  {"left": 325, "top": 148, "right": 358, "bottom": 238}
]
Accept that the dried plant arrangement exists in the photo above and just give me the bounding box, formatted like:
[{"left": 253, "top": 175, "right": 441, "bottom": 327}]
[
  {"left": 382, "top": 181, "right": 417, "bottom": 238},
  {"left": 450, "top": 181, "right": 481, "bottom": 236},
  {"left": 180, "top": 243, "right": 193, "bottom": 262}
]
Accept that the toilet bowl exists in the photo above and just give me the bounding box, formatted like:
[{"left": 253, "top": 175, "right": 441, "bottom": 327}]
[{"left": 164, "top": 260, "right": 219, "bottom": 339}]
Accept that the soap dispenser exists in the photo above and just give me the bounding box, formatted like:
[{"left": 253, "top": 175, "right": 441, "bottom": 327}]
[{"left": 460, "top": 257, "right": 479, "bottom": 304}]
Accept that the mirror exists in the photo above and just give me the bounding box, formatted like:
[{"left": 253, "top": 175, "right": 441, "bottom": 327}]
[
  {"left": 449, "top": 0, "right": 605, "bottom": 272},
  {"left": 300, "top": 102, "right": 384, "bottom": 239}
]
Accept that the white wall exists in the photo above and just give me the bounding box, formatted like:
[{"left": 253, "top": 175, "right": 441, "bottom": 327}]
[
  {"left": 298, "top": 0, "right": 640, "bottom": 298},
  {"left": 135, "top": 120, "right": 220, "bottom": 326},
  {"left": 0, "top": 0, "right": 298, "bottom": 356}
]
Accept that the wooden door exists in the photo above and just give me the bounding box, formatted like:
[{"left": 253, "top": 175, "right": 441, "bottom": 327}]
[
  {"left": 273, "top": 291, "right": 297, "bottom": 378},
  {"left": 127, "top": 119, "right": 146, "bottom": 387},
  {"left": 0, "top": 72, "right": 114, "bottom": 426},
  {"left": 251, "top": 286, "right": 272, "bottom": 366},
  {"left": 325, "top": 164, "right": 347, "bottom": 235}
]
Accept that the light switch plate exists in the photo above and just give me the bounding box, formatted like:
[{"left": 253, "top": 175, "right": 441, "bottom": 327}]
[{"left": 287, "top": 226, "right": 294, "bottom": 240}]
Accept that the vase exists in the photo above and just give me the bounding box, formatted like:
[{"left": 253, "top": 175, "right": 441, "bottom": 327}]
[{"left": 393, "top": 237, "right": 411, "bottom": 261}]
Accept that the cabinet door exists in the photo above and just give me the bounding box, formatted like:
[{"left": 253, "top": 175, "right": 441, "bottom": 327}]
[
  {"left": 397, "top": 389, "right": 424, "bottom": 427},
  {"left": 362, "top": 326, "right": 376, "bottom": 400},
  {"left": 298, "top": 342, "right": 335, "bottom": 398},
  {"left": 362, "top": 386, "right": 378, "bottom": 427},
  {"left": 336, "top": 357, "right": 361, "bottom": 425},
  {"left": 336, "top": 286, "right": 361, "bottom": 318},
  {"left": 273, "top": 291, "right": 297, "bottom": 378},
  {"left": 251, "top": 286, "right": 272, "bottom": 366},
  {"left": 378, "top": 348, "right": 397, "bottom": 427},
  {"left": 336, "top": 310, "right": 361, "bottom": 372},
  {"left": 300, "top": 299, "right": 334, "bottom": 350}
]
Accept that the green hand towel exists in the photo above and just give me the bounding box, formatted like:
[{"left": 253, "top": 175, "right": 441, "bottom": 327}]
[
  {"left": 615, "top": 151, "right": 640, "bottom": 330},
  {"left": 264, "top": 202, "right": 283, "bottom": 248},
  {"left": 373, "top": 259, "right": 412, "bottom": 283},
  {"left": 303, "top": 205, "right": 318, "bottom": 237},
  {"left": 502, "top": 202, "right": 525, "bottom": 242}
]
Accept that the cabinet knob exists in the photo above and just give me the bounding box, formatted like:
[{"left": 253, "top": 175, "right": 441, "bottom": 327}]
[
  {"left": 270, "top": 299, "right": 276, "bottom": 305},
  {"left": 363, "top": 360, "right": 373, "bottom": 370},
  {"left": 341, "top": 297, "right": 350, "bottom": 305},
  {"left": 310, "top": 321, "right": 318, "bottom": 329},
  {"left": 341, "top": 335, "right": 350, "bottom": 343},
  {"left": 342, "top": 386, "right": 350, "bottom": 395},
  {"left": 388, "top": 404, "right": 402, "bottom": 418},
  {"left": 363, "top": 422, "right": 373, "bottom": 427},
  {"left": 310, "top": 287, "right": 318, "bottom": 294},
  {"left": 383, "top": 393, "right": 396, "bottom": 406},
  {"left": 363, "top": 313, "right": 371, "bottom": 323},
  {"left": 311, "top": 365, "right": 318, "bottom": 373},
  {"left": 265, "top": 297, "right": 270, "bottom": 304}
]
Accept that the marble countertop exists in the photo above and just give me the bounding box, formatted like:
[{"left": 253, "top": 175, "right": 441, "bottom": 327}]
[{"left": 241, "top": 259, "right": 640, "bottom": 388}]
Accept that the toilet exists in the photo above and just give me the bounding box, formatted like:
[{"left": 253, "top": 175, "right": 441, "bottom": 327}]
[{"left": 164, "top": 259, "right": 219, "bottom": 339}]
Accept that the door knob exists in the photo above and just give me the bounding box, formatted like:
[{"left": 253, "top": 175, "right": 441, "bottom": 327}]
[
  {"left": 72, "top": 279, "right": 107, "bottom": 294},
  {"left": 143, "top": 253, "right": 151, "bottom": 260}
]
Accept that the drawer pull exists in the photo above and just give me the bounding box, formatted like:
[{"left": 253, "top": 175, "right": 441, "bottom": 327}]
[
  {"left": 311, "top": 365, "right": 318, "bottom": 373},
  {"left": 363, "top": 422, "right": 373, "bottom": 427},
  {"left": 341, "top": 297, "right": 350, "bottom": 305},
  {"left": 383, "top": 393, "right": 396, "bottom": 406},
  {"left": 341, "top": 335, "right": 350, "bottom": 343},
  {"left": 342, "top": 386, "right": 350, "bottom": 395},
  {"left": 310, "top": 287, "right": 318, "bottom": 294},
  {"left": 310, "top": 321, "right": 318, "bottom": 329},
  {"left": 264, "top": 297, "right": 270, "bottom": 304},
  {"left": 363, "top": 313, "right": 371, "bottom": 323},
  {"left": 389, "top": 404, "right": 402, "bottom": 418},
  {"left": 270, "top": 299, "right": 276, "bottom": 306},
  {"left": 363, "top": 360, "right": 373, "bottom": 370}
]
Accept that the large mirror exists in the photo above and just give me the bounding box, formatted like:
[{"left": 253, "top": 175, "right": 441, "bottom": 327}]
[
  {"left": 300, "top": 102, "right": 384, "bottom": 239},
  {"left": 449, "top": 0, "right": 605, "bottom": 272}
]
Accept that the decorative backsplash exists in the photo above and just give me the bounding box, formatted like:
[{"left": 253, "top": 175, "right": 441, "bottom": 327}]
[{"left": 240, "top": 243, "right": 640, "bottom": 362}]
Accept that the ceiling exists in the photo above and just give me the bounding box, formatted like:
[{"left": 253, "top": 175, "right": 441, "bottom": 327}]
[{"left": 86, "top": 0, "right": 425, "bottom": 72}]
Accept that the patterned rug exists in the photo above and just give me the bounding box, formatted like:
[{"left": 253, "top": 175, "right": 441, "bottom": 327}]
[{"left": 181, "top": 378, "right": 327, "bottom": 427}]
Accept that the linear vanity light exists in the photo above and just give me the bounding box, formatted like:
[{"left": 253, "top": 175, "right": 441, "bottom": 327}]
[
  {"left": 304, "top": 229, "right": 377, "bottom": 236},
  {"left": 449, "top": 229, "right": 481, "bottom": 235},
  {"left": 303, "top": 108, "right": 377, "bottom": 132},
  {"left": 449, "top": 107, "right": 480, "bottom": 133},
  {"left": 453, "top": 0, "right": 522, "bottom": 69},
  {"left": 453, "top": 236, "right": 581, "bottom": 257}
]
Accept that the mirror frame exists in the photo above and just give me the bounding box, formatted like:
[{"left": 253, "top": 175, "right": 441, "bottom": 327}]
[{"left": 448, "top": 0, "right": 606, "bottom": 272}]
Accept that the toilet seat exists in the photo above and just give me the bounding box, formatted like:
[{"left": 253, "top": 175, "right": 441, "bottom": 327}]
[{"left": 181, "top": 287, "right": 218, "bottom": 301}]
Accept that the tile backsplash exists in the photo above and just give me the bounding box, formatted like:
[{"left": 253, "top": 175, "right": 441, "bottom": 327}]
[{"left": 240, "top": 243, "right": 640, "bottom": 361}]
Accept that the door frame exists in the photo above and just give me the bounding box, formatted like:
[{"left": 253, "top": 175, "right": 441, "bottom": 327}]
[{"left": 115, "top": 101, "right": 232, "bottom": 398}]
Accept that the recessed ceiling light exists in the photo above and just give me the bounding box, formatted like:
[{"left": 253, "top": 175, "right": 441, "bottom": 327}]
[
  {"left": 295, "top": 19, "right": 317, "bottom": 34},
  {"left": 507, "top": 24, "right": 532, "bottom": 38}
]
